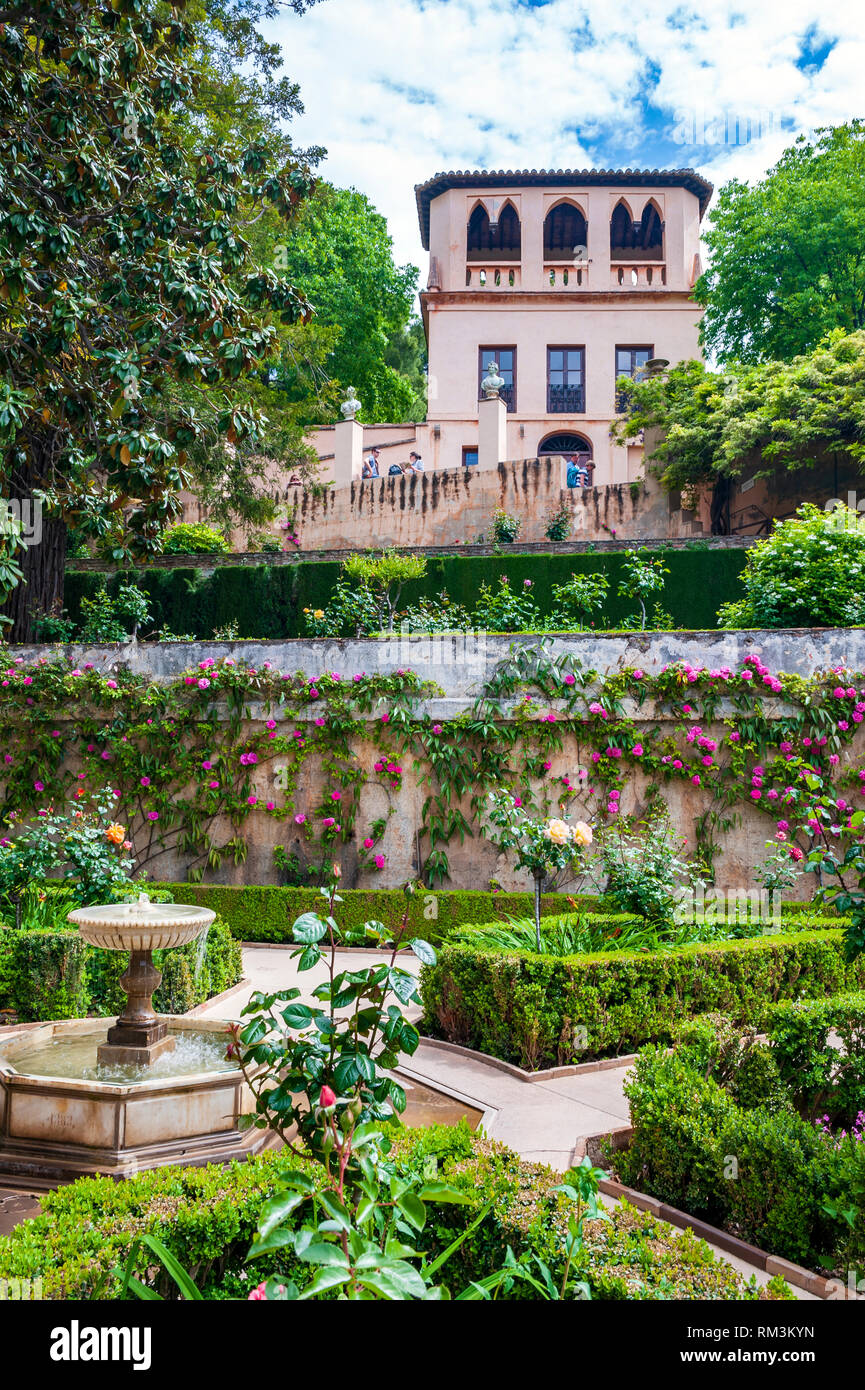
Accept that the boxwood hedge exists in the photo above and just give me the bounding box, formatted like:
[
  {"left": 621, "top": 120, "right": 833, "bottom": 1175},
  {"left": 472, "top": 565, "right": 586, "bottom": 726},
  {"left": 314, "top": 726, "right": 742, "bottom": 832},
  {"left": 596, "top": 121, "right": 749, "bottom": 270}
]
[
  {"left": 419, "top": 926, "right": 863, "bottom": 1069},
  {"left": 155, "top": 883, "right": 617, "bottom": 946},
  {"left": 0, "top": 1125, "right": 791, "bottom": 1301}
]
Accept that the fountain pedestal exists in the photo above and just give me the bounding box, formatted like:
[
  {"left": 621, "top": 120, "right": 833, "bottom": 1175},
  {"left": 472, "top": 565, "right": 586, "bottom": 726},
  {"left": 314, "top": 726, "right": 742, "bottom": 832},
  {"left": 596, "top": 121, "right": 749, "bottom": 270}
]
[{"left": 98, "top": 949, "right": 175, "bottom": 1066}]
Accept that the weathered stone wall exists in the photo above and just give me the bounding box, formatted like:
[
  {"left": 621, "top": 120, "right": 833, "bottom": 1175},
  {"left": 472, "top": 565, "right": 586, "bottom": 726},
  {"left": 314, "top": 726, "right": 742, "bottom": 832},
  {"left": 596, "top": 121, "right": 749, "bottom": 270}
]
[
  {"left": 16, "top": 630, "right": 865, "bottom": 896},
  {"left": 248, "top": 458, "right": 700, "bottom": 552}
]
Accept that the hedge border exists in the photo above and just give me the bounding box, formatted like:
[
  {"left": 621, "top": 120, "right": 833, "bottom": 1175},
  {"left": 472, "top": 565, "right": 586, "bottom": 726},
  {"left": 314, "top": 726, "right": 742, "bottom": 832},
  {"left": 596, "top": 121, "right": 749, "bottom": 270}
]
[
  {"left": 156, "top": 883, "right": 836, "bottom": 948},
  {"left": 419, "top": 928, "right": 865, "bottom": 1070}
]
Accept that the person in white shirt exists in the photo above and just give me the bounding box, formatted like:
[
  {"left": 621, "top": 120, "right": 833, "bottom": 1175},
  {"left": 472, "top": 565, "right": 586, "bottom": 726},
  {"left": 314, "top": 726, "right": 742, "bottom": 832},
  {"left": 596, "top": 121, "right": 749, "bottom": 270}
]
[
  {"left": 408, "top": 451, "right": 424, "bottom": 473},
  {"left": 362, "top": 447, "right": 381, "bottom": 479}
]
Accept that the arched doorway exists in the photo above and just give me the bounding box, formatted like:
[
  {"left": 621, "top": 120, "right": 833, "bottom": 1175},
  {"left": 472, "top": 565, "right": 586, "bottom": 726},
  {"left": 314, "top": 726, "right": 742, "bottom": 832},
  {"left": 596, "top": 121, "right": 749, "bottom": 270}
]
[{"left": 538, "top": 432, "right": 594, "bottom": 486}]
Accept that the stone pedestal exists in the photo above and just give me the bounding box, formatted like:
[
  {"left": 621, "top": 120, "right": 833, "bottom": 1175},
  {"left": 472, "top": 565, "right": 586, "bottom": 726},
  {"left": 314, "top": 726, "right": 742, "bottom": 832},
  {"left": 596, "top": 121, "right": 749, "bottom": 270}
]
[
  {"left": 478, "top": 394, "right": 507, "bottom": 471},
  {"left": 334, "top": 417, "right": 363, "bottom": 487},
  {"left": 98, "top": 949, "right": 175, "bottom": 1067}
]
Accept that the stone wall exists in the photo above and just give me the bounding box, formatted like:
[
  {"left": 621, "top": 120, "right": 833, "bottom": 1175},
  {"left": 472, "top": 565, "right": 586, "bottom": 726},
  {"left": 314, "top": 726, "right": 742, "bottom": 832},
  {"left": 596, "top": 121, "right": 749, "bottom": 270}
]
[
  {"left": 246, "top": 458, "right": 701, "bottom": 552},
  {"left": 15, "top": 630, "right": 865, "bottom": 896}
]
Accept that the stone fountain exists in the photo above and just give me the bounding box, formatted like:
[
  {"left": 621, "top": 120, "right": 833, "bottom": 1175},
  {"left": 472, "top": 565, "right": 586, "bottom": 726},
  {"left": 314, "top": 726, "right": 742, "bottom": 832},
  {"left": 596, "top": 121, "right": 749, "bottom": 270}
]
[{"left": 0, "top": 895, "right": 272, "bottom": 1186}]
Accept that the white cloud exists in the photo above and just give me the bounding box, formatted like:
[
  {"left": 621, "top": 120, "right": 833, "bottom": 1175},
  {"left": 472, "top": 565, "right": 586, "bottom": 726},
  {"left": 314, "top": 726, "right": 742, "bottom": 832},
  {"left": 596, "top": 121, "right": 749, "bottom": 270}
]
[{"left": 262, "top": 0, "right": 864, "bottom": 281}]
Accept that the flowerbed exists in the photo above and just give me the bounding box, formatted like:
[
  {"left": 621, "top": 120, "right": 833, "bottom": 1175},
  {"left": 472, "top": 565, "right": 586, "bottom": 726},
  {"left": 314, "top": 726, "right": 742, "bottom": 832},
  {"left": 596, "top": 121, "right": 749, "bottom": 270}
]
[
  {"left": 614, "top": 999, "right": 865, "bottom": 1276},
  {"left": 0, "top": 1125, "right": 792, "bottom": 1301},
  {"left": 420, "top": 927, "right": 863, "bottom": 1069}
]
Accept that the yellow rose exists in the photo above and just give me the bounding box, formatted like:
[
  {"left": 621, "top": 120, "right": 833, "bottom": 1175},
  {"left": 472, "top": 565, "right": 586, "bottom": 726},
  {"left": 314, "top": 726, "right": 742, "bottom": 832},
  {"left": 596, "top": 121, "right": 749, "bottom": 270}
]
[
  {"left": 572, "top": 820, "right": 593, "bottom": 847},
  {"left": 313, "top": 609, "right": 324, "bottom": 620},
  {"left": 545, "top": 818, "right": 571, "bottom": 845}
]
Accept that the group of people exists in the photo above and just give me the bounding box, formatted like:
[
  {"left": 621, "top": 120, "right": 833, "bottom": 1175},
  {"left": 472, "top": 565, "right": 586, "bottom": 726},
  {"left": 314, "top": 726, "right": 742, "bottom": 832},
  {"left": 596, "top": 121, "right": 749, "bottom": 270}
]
[
  {"left": 566, "top": 456, "right": 591, "bottom": 488},
  {"left": 361, "top": 447, "right": 424, "bottom": 479}
]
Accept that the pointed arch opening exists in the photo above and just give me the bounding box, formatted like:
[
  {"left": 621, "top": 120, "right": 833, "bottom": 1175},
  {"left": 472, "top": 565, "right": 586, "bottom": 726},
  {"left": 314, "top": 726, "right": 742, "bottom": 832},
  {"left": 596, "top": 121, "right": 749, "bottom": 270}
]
[
  {"left": 543, "top": 201, "right": 588, "bottom": 260},
  {"left": 611, "top": 197, "right": 664, "bottom": 261},
  {"left": 467, "top": 200, "right": 521, "bottom": 261}
]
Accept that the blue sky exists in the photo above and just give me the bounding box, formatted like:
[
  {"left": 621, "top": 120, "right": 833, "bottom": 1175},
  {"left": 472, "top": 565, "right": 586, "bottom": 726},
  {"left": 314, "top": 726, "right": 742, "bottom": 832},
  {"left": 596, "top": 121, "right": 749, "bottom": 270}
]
[{"left": 261, "top": 0, "right": 861, "bottom": 275}]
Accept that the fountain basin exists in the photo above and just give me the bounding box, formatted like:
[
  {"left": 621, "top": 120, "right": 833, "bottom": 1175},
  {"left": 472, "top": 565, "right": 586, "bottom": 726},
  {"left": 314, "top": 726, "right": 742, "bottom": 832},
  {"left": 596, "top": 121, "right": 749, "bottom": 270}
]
[
  {"left": 0, "top": 1017, "right": 272, "bottom": 1186},
  {"left": 68, "top": 899, "right": 215, "bottom": 953}
]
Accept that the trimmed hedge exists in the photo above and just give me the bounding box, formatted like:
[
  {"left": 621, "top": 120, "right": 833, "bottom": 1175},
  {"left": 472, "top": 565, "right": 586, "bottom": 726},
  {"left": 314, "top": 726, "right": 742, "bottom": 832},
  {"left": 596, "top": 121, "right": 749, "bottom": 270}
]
[
  {"left": 763, "top": 991, "right": 865, "bottom": 1124},
  {"left": 64, "top": 547, "right": 748, "bottom": 638},
  {"left": 615, "top": 1034, "right": 865, "bottom": 1274},
  {"left": 157, "top": 882, "right": 836, "bottom": 948},
  {"left": 156, "top": 883, "right": 618, "bottom": 947},
  {"left": 419, "top": 928, "right": 865, "bottom": 1069},
  {"left": 0, "top": 916, "right": 242, "bottom": 1021},
  {"left": 0, "top": 1124, "right": 791, "bottom": 1300}
]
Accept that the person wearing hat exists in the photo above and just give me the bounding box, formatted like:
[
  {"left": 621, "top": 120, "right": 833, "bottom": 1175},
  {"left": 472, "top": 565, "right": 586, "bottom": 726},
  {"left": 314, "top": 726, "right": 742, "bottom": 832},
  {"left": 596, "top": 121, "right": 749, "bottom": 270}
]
[{"left": 362, "top": 447, "right": 381, "bottom": 479}]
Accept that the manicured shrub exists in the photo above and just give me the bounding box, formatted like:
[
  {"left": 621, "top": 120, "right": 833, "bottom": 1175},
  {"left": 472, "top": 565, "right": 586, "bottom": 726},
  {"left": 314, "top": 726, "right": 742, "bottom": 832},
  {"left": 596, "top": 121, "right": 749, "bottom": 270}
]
[
  {"left": 0, "top": 1126, "right": 790, "bottom": 1301},
  {"left": 64, "top": 546, "right": 749, "bottom": 639},
  {"left": 420, "top": 928, "right": 865, "bottom": 1068},
  {"left": 1, "top": 929, "right": 89, "bottom": 1021},
  {"left": 156, "top": 883, "right": 622, "bottom": 946},
  {"left": 763, "top": 990, "right": 865, "bottom": 1124},
  {"left": 616, "top": 1038, "right": 865, "bottom": 1273}
]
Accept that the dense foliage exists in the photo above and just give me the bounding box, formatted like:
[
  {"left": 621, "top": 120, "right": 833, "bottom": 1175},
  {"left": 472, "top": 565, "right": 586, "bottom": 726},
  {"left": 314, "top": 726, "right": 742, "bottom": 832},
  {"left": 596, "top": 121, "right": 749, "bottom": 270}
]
[
  {"left": 718, "top": 503, "right": 865, "bottom": 628},
  {"left": 0, "top": 0, "right": 316, "bottom": 636},
  {"left": 696, "top": 123, "right": 865, "bottom": 362},
  {"left": 616, "top": 1003, "right": 865, "bottom": 1276},
  {"left": 64, "top": 546, "right": 749, "bottom": 637},
  {"left": 612, "top": 330, "right": 865, "bottom": 500},
  {"left": 0, "top": 1126, "right": 791, "bottom": 1300}
]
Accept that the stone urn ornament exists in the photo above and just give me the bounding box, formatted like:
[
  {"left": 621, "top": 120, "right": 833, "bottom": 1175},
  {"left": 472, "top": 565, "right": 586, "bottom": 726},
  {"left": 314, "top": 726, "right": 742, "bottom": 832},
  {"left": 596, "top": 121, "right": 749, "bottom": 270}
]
[
  {"left": 340, "top": 386, "right": 361, "bottom": 420},
  {"left": 481, "top": 361, "right": 505, "bottom": 398}
]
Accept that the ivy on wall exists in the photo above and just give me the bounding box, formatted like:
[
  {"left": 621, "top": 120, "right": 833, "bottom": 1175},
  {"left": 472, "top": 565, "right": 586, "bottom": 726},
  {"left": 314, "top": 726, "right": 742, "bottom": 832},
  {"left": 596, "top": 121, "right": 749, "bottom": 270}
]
[{"left": 1, "top": 642, "right": 864, "bottom": 886}]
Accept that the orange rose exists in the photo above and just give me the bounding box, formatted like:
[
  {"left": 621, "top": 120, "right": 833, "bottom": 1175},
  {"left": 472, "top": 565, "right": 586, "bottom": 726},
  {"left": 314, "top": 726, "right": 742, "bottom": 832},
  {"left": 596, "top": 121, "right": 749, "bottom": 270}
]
[{"left": 105, "top": 823, "right": 126, "bottom": 845}]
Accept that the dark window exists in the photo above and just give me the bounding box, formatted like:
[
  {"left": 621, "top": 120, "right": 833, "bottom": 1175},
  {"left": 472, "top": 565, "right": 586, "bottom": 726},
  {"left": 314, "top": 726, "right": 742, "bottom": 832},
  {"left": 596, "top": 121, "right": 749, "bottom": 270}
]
[
  {"left": 547, "top": 346, "right": 585, "bottom": 414},
  {"left": 467, "top": 202, "right": 521, "bottom": 261},
  {"left": 478, "top": 347, "right": 516, "bottom": 412},
  {"left": 615, "top": 345, "right": 653, "bottom": 410},
  {"left": 610, "top": 201, "right": 664, "bottom": 261},
  {"left": 543, "top": 202, "right": 588, "bottom": 260},
  {"left": 462, "top": 447, "right": 479, "bottom": 468}
]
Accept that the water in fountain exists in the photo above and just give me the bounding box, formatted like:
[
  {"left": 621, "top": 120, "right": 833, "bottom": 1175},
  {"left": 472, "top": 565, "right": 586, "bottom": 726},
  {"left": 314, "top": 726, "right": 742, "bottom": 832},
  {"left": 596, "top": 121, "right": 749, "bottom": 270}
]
[
  {"left": 192, "top": 922, "right": 211, "bottom": 986},
  {"left": 6, "top": 1026, "right": 240, "bottom": 1086}
]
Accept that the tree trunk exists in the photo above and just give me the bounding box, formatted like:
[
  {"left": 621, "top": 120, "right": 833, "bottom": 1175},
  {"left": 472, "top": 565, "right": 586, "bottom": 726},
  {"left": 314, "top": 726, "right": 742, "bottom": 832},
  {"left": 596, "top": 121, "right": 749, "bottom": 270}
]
[
  {"left": 533, "top": 871, "right": 543, "bottom": 952},
  {"left": 1, "top": 443, "right": 67, "bottom": 643},
  {"left": 710, "top": 476, "right": 731, "bottom": 535}
]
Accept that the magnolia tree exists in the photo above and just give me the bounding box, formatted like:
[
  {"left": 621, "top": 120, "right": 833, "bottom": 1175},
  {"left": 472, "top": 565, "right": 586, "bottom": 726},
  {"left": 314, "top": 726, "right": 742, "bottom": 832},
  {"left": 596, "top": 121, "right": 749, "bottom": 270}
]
[
  {"left": 485, "top": 791, "right": 593, "bottom": 950},
  {"left": 0, "top": 0, "right": 315, "bottom": 638}
]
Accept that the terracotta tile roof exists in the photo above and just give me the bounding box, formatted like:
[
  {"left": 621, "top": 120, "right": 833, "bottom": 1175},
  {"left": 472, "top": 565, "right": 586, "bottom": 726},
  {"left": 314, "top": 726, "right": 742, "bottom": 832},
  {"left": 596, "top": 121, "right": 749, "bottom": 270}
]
[{"left": 414, "top": 167, "right": 714, "bottom": 247}]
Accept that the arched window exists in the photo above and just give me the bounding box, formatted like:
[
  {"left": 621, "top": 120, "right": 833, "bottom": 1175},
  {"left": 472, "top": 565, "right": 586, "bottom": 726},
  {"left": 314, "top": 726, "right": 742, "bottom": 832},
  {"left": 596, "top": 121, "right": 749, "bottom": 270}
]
[
  {"left": 610, "top": 200, "right": 635, "bottom": 257},
  {"left": 610, "top": 199, "right": 664, "bottom": 260},
  {"left": 637, "top": 201, "right": 664, "bottom": 257},
  {"left": 466, "top": 201, "right": 521, "bottom": 261},
  {"left": 543, "top": 202, "right": 588, "bottom": 260},
  {"left": 538, "top": 432, "right": 594, "bottom": 486}
]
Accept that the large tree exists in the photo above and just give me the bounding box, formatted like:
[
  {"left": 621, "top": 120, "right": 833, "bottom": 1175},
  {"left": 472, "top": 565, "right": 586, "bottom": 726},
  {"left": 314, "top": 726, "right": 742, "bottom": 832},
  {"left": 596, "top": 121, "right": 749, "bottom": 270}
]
[
  {"left": 0, "top": 0, "right": 317, "bottom": 638},
  {"left": 271, "top": 183, "right": 423, "bottom": 423},
  {"left": 697, "top": 121, "right": 865, "bottom": 363}
]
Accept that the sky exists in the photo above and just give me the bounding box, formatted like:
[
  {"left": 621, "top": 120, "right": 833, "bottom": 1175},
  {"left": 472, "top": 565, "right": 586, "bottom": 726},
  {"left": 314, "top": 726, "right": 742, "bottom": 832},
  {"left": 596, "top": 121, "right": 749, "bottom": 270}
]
[{"left": 262, "top": 0, "right": 863, "bottom": 280}]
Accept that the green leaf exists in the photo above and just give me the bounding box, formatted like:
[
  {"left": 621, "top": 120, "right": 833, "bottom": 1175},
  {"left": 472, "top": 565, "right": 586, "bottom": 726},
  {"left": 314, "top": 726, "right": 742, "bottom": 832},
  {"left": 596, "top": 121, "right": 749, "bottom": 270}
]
[
  {"left": 409, "top": 937, "right": 436, "bottom": 965},
  {"left": 292, "top": 912, "right": 328, "bottom": 943}
]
